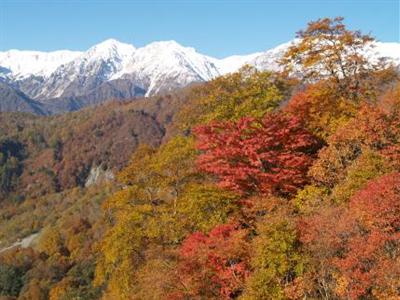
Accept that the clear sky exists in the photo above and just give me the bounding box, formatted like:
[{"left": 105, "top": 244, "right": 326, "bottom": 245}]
[{"left": 0, "top": 0, "right": 399, "bottom": 58}]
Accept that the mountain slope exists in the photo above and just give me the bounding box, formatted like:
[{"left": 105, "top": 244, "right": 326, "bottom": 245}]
[
  {"left": 0, "top": 87, "right": 190, "bottom": 201},
  {"left": 0, "top": 81, "right": 45, "bottom": 114},
  {"left": 114, "top": 41, "right": 221, "bottom": 96},
  {"left": 34, "top": 39, "right": 136, "bottom": 99}
]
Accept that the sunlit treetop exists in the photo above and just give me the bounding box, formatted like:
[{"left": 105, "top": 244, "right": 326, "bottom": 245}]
[{"left": 281, "top": 17, "right": 393, "bottom": 102}]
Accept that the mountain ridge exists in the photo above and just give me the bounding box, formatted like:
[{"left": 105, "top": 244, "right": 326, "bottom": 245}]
[{"left": 1, "top": 39, "right": 399, "bottom": 114}]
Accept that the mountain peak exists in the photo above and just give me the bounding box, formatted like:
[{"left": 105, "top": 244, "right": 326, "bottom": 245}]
[
  {"left": 143, "top": 40, "right": 198, "bottom": 54},
  {"left": 93, "top": 38, "right": 135, "bottom": 49},
  {"left": 147, "top": 40, "right": 182, "bottom": 47},
  {"left": 86, "top": 39, "right": 136, "bottom": 59}
]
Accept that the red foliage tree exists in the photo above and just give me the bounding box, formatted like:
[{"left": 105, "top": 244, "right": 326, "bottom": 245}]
[
  {"left": 299, "top": 173, "right": 400, "bottom": 299},
  {"left": 193, "top": 113, "right": 322, "bottom": 196},
  {"left": 171, "top": 223, "right": 250, "bottom": 299}
]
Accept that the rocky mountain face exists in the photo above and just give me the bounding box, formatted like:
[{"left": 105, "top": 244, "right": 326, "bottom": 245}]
[
  {"left": 0, "top": 81, "right": 45, "bottom": 114},
  {"left": 1, "top": 39, "right": 399, "bottom": 114}
]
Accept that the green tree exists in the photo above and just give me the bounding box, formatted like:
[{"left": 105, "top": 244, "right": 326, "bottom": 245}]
[
  {"left": 0, "top": 264, "right": 24, "bottom": 297},
  {"left": 0, "top": 138, "right": 25, "bottom": 199}
]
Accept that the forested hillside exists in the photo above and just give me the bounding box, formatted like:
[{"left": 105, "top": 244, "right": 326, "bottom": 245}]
[{"left": 0, "top": 17, "right": 399, "bottom": 300}]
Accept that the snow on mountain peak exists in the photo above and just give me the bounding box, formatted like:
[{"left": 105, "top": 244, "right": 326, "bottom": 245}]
[
  {"left": 146, "top": 40, "right": 184, "bottom": 49},
  {"left": 0, "top": 49, "right": 82, "bottom": 79},
  {"left": 140, "top": 40, "right": 201, "bottom": 56},
  {"left": 1, "top": 38, "right": 399, "bottom": 101},
  {"left": 216, "top": 53, "right": 262, "bottom": 75},
  {"left": 33, "top": 39, "right": 137, "bottom": 99},
  {"left": 85, "top": 39, "right": 136, "bottom": 60},
  {"left": 111, "top": 40, "right": 221, "bottom": 86}
]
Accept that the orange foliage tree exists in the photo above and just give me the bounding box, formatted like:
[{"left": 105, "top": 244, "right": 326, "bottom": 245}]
[
  {"left": 285, "top": 82, "right": 357, "bottom": 139},
  {"left": 299, "top": 173, "right": 400, "bottom": 299},
  {"left": 281, "top": 17, "right": 391, "bottom": 101},
  {"left": 310, "top": 93, "right": 400, "bottom": 187}
]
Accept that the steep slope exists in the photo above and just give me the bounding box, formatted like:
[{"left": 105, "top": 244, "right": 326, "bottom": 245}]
[
  {"left": 0, "top": 86, "right": 191, "bottom": 200},
  {"left": 33, "top": 39, "right": 136, "bottom": 99},
  {"left": 0, "top": 81, "right": 45, "bottom": 114},
  {"left": 115, "top": 41, "right": 221, "bottom": 96}
]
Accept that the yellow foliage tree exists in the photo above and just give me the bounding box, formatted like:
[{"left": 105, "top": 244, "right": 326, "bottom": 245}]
[{"left": 177, "top": 66, "right": 292, "bottom": 129}]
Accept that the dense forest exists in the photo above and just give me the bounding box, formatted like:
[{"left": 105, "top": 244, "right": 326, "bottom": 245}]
[{"left": 0, "top": 17, "right": 399, "bottom": 300}]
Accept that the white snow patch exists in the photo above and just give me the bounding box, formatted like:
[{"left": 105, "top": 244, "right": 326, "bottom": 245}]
[{"left": 0, "top": 50, "right": 81, "bottom": 79}]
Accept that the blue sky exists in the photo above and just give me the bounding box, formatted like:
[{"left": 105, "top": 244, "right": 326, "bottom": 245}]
[{"left": 0, "top": 0, "right": 399, "bottom": 58}]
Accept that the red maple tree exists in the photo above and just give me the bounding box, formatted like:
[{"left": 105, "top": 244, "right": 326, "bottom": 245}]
[
  {"left": 194, "top": 113, "right": 322, "bottom": 196},
  {"left": 171, "top": 223, "right": 250, "bottom": 299}
]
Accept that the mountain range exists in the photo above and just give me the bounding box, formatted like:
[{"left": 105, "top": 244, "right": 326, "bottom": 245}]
[{"left": 1, "top": 39, "right": 399, "bottom": 115}]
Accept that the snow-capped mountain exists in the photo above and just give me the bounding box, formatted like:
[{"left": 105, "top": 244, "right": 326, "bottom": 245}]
[
  {"left": 0, "top": 38, "right": 399, "bottom": 114},
  {"left": 111, "top": 40, "right": 221, "bottom": 96},
  {"left": 0, "top": 39, "right": 223, "bottom": 100},
  {"left": 214, "top": 52, "right": 262, "bottom": 75},
  {"left": 33, "top": 39, "right": 136, "bottom": 99},
  {"left": 0, "top": 50, "right": 81, "bottom": 79}
]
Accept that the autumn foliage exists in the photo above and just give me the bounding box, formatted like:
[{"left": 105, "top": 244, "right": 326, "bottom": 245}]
[
  {"left": 310, "top": 97, "right": 400, "bottom": 187},
  {"left": 1, "top": 17, "right": 399, "bottom": 300},
  {"left": 281, "top": 17, "right": 393, "bottom": 102},
  {"left": 300, "top": 173, "right": 400, "bottom": 299},
  {"left": 285, "top": 82, "right": 357, "bottom": 139},
  {"left": 194, "top": 113, "right": 322, "bottom": 196},
  {"left": 173, "top": 223, "right": 250, "bottom": 299}
]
